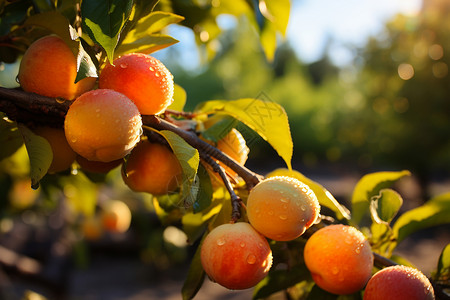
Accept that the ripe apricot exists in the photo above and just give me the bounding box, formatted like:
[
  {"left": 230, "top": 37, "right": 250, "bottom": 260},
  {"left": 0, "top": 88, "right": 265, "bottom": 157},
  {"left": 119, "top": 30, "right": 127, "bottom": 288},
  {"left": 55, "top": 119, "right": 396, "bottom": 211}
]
[
  {"left": 64, "top": 89, "right": 142, "bottom": 162},
  {"left": 18, "top": 35, "right": 96, "bottom": 100},
  {"left": 216, "top": 128, "right": 249, "bottom": 175},
  {"left": 200, "top": 222, "right": 273, "bottom": 290},
  {"left": 33, "top": 126, "right": 76, "bottom": 173},
  {"left": 101, "top": 200, "right": 132, "bottom": 233},
  {"left": 364, "top": 265, "right": 435, "bottom": 300},
  {"left": 99, "top": 53, "right": 174, "bottom": 115},
  {"left": 81, "top": 216, "right": 103, "bottom": 241},
  {"left": 304, "top": 224, "right": 374, "bottom": 295},
  {"left": 76, "top": 155, "right": 122, "bottom": 174},
  {"left": 122, "top": 140, "right": 182, "bottom": 195},
  {"left": 246, "top": 176, "right": 320, "bottom": 241}
]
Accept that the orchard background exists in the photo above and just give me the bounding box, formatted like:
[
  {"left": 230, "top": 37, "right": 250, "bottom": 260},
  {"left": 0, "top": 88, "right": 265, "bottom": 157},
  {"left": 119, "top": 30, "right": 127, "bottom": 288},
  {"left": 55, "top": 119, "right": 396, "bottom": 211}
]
[{"left": 0, "top": 0, "right": 449, "bottom": 299}]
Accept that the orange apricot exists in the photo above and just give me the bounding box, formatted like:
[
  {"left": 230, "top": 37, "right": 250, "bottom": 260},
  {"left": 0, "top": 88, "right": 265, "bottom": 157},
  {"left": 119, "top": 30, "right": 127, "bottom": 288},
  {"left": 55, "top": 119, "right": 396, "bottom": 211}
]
[
  {"left": 33, "top": 126, "right": 76, "bottom": 173},
  {"left": 81, "top": 216, "right": 104, "bottom": 240},
  {"left": 304, "top": 224, "right": 374, "bottom": 295},
  {"left": 364, "top": 265, "right": 435, "bottom": 300},
  {"left": 200, "top": 222, "right": 273, "bottom": 290},
  {"left": 99, "top": 53, "right": 174, "bottom": 115},
  {"left": 101, "top": 200, "right": 132, "bottom": 233},
  {"left": 64, "top": 89, "right": 142, "bottom": 162},
  {"left": 18, "top": 35, "right": 96, "bottom": 100},
  {"left": 216, "top": 128, "right": 249, "bottom": 175},
  {"left": 246, "top": 176, "right": 320, "bottom": 241},
  {"left": 122, "top": 140, "right": 183, "bottom": 195}
]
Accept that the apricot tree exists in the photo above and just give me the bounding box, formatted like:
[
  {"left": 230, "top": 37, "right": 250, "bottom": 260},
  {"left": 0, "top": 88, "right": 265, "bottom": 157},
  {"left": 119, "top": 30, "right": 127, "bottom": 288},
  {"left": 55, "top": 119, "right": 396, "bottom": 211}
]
[{"left": 0, "top": 1, "right": 449, "bottom": 300}]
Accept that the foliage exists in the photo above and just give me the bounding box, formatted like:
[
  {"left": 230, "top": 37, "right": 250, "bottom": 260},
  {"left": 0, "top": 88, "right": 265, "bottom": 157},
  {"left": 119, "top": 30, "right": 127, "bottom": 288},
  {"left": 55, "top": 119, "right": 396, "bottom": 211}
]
[{"left": 0, "top": 1, "right": 449, "bottom": 300}]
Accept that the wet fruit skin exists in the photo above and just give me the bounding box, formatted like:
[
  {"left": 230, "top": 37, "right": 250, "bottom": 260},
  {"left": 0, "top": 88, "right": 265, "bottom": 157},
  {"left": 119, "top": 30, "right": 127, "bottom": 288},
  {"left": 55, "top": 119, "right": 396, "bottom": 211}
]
[
  {"left": 122, "top": 140, "right": 183, "bottom": 195},
  {"left": 33, "top": 126, "right": 76, "bottom": 173},
  {"left": 99, "top": 53, "right": 174, "bottom": 115},
  {"left": 18, "top": 35, "right": 96, "bottom": 100},
  {"left": 64, "top": 89, "right": 142, "bottom": 162},
  {"left": 200, "top": 222, "right": 273, "bottom": 290},
  {"left": 303, "top": 224, "right": 374, "bottom": 295},
  {"left": 364, "top": 265, "right": 435, "bottom": 300},
  {"left": 246, "top": 176, "right": 320, "bottom": 241}
]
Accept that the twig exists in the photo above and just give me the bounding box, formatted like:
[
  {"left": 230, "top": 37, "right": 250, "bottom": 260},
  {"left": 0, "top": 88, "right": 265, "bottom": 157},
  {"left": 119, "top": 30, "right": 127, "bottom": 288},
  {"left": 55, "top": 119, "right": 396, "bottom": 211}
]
[{"left": 199, "top": 153, "right": 243, "bottom": 222}]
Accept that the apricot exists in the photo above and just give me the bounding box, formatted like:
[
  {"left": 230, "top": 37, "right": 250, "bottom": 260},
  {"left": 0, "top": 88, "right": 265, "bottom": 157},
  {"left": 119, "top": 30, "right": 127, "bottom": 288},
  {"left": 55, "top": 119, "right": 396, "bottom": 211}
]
[
  {"left": 64, "top": 89, "right": 142, "bottom": 162},
  {"left": 33, "top": 126, "right": 76, "bottom": 173},
  {"left": 81, "top": 216, "right": 103, "bottom": 240},
  {"left": 122, "top": 140, "right": 183, "bottom": 195},
  {"left": 101, "top": 200, "right": 132, "bottom": 233},
  {"left": 200, "top": 222, "right": 273, "bottom": 290},
  {"left": 246, "top": 176, "right": 320, "bottom": 241},
  {"left": 18, "top": 35, "right": 96, "bottom": 100},
  {"left": 99, "top": 53, "right": 174, "bottom": 115},
  {"left": 304, "top": 224, "right": 374, "bottom": 295},
  {"left": 76, "top": 155, "right": 122, "bottom": 174},
  {"left": 216, "top": 128, "right": 249, "bottom": 175},
  {"left": 364, "top": 265, "right": 435, "bottom": 300}
]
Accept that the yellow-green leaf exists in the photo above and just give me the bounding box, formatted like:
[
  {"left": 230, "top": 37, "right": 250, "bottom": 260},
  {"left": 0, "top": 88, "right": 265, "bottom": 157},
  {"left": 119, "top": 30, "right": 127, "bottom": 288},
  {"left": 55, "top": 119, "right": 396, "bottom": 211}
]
[
  {"left": 116, "top": 35, "right": 179, "bottom": 56},
  {"left": 267, "top": 168, "right": 350, "bottom": 220},
  {"left": 195, "top": 98, "right": 293, "bottom": 170},
  {"left": 124, "top": 11, "right": 184, "bottom": 42}
]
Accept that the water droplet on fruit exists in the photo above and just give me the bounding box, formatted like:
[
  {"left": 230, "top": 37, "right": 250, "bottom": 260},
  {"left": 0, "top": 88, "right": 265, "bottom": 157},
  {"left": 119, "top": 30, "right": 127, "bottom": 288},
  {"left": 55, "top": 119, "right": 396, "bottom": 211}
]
[
  {"left": 300, "top": 205, "right": 306, "bottom": 211},
  {"left": 71, "top": 138, "right": 77, "bottom": 143},
  {"left": 56, "top": 97, "right": 66, "bottom": 104},
  {"left": 15, "top": 75, "right": 20, "bottom": 83},
  {"left": 345, "top": 237, "right": 353, "bottom": 244},
  {"left": 149, "top": 67, "right": 155, "bottom": 72},
  {"left": 120, "top": 63, "right": 127, "bottom": 68},
  {"left": 240, "top": 242, "right": 245, "bottom": 248},
  {"left": 355, "top": 247, "right": 361, "bottom": 254},
  {"left": 280, "top": 198, "right": 288, "bottom": 203},
  {"left": 246, "top": 254, "right": 256, "bottom": 264},
  {"left": 279, "top": 215, "right": 287, "bottom": 220},
  {"left": 216, "top": 238, "right": 225, "bottom": 246},
  {"left": 331, "top": 267, "right": 339, "bottom": 275},
  {"left": 31, "top": 182, "right": 39, "bottom": 190},
  {"left": 155, "top": 72, "right": 160, "bottom": 77},
  {"left": 268, "top": 211, "right": 274, "bottom": 216}
]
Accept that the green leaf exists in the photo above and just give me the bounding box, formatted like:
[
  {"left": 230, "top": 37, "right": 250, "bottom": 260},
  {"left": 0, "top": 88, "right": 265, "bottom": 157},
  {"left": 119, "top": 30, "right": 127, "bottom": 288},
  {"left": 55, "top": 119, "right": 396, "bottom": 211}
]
[
  {"left": 81, "top": 0, "right": 133, "bottom": 63},
  {"left": 17, "top": 124, "right": 52, "bottom": 188},
  {"left": 393, "top": 192, "right": 450, "bottom": 245},
  {"left": 370, "top": 189, "right": 403, "bottom": 225},
  {"left": 193, "top": 164, "right": 213, "bottom": 213},
  {"left": 182, "top": 242, "right": 205, "bottom": 300},
  {"left": 266, "top": 168, "right": 351, "bottom": 220},
  {"left": 60, "top": 172, "right": 98, "bottom": 216},
  {"left": 167, "top": 84, "right": 187, "bottom": 112},
  {"left": 195, "top": 98, "right": 293, "bottom": 170},
  {"left": 253, "top": 266, "right": 310, "bottom": 299},
  {"left": 123, "top": 11, "right": 184, "bottom": 42},
  {"left": 157, "top": 130, "right": 200, "bottom": 207},
  {"left": 116, "top": 34, "right": 179, "bottom": 56},
  {"left": 0, "top": 0, "right": 30, "bottom": 36},
  {"left": 0, "top": 115, "right": 23, "bottom": 160},
  {"left": 434, "top": 244, "right": 450, "bottom": 282},
  {"left": 351, "top": 170, "right": 410, "bottom": 226}
]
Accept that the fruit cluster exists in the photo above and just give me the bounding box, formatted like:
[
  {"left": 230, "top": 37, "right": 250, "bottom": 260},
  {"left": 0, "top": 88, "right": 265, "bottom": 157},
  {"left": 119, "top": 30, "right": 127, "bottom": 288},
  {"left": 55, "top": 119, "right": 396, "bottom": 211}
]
[
  {"left": 18, "top": 35, "right": 182, "bottom": 195},
  {"left": 16, "top": 35, "right": 435, "bottom": 299}
]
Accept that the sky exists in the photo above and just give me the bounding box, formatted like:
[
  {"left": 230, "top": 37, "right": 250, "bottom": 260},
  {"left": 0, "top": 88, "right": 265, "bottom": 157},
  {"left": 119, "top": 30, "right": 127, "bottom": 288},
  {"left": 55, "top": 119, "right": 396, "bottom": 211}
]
[
  {"left": 156, "top": 0, "right": 422, "bottom": 69},
  {"left": 288, "top": 0, "right": 422, "bottom": 65}
]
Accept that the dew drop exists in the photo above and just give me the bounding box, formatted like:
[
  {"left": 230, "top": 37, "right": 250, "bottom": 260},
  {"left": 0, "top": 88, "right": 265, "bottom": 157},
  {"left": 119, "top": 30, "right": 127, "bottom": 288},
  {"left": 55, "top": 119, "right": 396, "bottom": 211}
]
[
  {"left": 280, "top": 198, "right": 288, "bottom": 203},
  {"left": 240, "top": 242, "right": 245, "bottom": 248},
  {"left": 217, "top": 238, "right": 225, "bottom": 246},
  {"left": 31, "top": 182, "right": 39, "bottom": 190},
  {"left": 331, "top": 267, "right": 339, "bottom": 275},
  {"left": 149, "top": 67, "right": 155, "bottom": 72},
  {"left": 268, "top": 211, "right": 274, "bottom": 216},
  {"left": 300, "top": 205, "right": 306, "bottom": 211},
  {"left": 120, "top": 63, "right": 128, "bottom": 68},
  {"left": 71, "top": 138, "right": 77, "bottom": 143},
  {"left": 15, "top": 75, "right": 20, "bottom": 84},
  {"left": 345, "top": 237, "right": 353, "bottom": 244},
  {"left": 155, "top": 72, "right": 160, "bottom": 77},
  {"left": 279, "top": 215, "right": 287, "bottom": 220},
  {"left": 56, "top": 97, "right": 66, "bottom": 104},
  {"left": 355, "top": 247, "right": 361, "bottom": 254},
  {"left": 246, "top": 254, "right": 256, "bottom": 264}
]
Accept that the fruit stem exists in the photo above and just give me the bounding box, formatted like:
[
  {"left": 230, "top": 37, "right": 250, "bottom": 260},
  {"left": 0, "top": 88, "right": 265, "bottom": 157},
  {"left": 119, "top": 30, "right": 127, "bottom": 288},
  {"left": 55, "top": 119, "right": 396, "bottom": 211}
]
[{"left": 199, "top": 152, "right": 242, "bottom": 222}]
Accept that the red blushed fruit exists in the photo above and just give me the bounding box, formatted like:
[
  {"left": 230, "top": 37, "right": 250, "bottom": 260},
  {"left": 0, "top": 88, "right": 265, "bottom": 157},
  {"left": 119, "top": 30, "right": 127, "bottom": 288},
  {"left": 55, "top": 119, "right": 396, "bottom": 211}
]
[
  {"left": 364, "top": 265, "right": 435, "bottom": 300},
  {"left": 99, "top": 53, "right": 174, "bottom": 115},
  {"left": 200, "top": 222, "right": 273, "bottom": 290}
]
